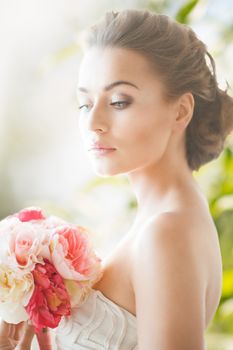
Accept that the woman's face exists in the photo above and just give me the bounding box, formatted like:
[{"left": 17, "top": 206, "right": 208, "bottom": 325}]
[{"left": 77, "top": 47, "right": 179, "bottom": 177}]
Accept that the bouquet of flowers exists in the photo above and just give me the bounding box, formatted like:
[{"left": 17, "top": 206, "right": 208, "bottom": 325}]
[{"left": 0, "top": 206, "right": 103, "bottom": 349}]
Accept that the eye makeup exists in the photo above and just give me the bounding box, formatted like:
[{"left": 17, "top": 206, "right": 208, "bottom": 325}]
[
  {"left": 77, "top": 92, "right": 134, "bottom": 108},
  {"left": 110, "top": 93, "right": 133, "bottom": 103}
]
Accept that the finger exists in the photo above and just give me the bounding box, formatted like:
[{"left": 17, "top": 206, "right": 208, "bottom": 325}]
[
  {"left": 0, "top": 320, "right": 24, "bottom": 340},
  {"left": 0, "top": 337, "right": 13, "bottom": 350},
  {"left": 16, "top": 322, "right": 35, "bottom": 350},
  {"left": 14, "top": 322, "right": 25, "bottom": 341},
  {"left": 0, "top": 321, "right": 25, "bottom": 350},
  {"left": 36, "top": 327, "right": 53, "bottom": 350}
]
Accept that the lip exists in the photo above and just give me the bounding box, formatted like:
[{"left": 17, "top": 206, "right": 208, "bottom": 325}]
[
  {"left": 89, "top": 148, "right": 116, "bottom": 156},
  {"left": 88, "top": 141, "right": 116, "bottom": 151},
  {"left": 90, "top": 147, "right": 116, "bottom": 150}
]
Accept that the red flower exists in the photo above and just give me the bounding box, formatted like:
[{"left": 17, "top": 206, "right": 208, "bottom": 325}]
[
  {"left": 15, "top": 207, "right": 46, "bottom": 222},
  {"left": 25, "top": 259, "right": 71, "bottom": 333}
]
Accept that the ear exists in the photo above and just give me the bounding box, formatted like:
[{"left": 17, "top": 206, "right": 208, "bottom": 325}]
[{"left": 172, "top": 92, "right": 194, "bottom": 133}]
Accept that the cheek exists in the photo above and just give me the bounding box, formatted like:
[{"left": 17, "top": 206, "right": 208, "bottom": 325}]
[{"left": 120, "top": 110, "right": 171, "bottom": 157}]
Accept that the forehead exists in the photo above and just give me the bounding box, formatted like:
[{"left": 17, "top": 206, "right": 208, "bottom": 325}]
[{"left": 77, "top": 47, "right": 157, "bottom": 93}]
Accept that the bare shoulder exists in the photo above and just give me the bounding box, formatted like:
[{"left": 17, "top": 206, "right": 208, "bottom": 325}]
[
  {"left": 131, "top": 210, "right": 209, "bottom": 281},
  {"left": 130, "top": 210, "right": 222, "bottom": 349},
  {"left": 132, "top": 207, "right": 222, "bottom": 281},
  {"left": 132, "top": 210, "right": 211, "bottom": 266}
]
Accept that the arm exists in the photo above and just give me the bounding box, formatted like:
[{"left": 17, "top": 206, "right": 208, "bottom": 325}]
[{"left": 131, "top": 212, "right": 207, "bottom": 350}]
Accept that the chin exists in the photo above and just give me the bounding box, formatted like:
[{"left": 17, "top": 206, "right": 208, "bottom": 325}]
[
  {"left": 90, "top": 156, "right": 144, "bottom": 177},
  {"left": 93, "top": 169, "right": 121, "bottom": 177},
  {"left": 92, "top": 164, "right": 129, "bottom": 177}
]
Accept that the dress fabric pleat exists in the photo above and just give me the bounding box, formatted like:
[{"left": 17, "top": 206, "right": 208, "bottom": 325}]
[
  {"left": 55, "top": 288, "right": 208, "bottom": 349},
  {"left": 55, "top": 289, "right": 138, "bottom": 350}
]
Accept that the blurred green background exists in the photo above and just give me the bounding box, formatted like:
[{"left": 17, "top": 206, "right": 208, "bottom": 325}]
[{"left": 0, "top": 0, "right": 233, "bottom": 348}]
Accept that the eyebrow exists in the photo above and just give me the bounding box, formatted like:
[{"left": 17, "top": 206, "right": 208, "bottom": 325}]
[{"left": 77, "top": 80, "right": 139, "bottom": 93}]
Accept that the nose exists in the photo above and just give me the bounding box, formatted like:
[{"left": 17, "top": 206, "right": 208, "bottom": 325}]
[{"left": 85, "top": 104, "right": 109, "bottom": 133}]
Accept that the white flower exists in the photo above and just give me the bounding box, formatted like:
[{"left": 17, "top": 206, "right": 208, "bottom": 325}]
[{"left": 0, "top": 264, "right": 34, "bottom": 323}]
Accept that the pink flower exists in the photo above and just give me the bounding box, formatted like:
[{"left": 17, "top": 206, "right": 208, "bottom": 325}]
[
  {"left": 1, "top": 207, "right": 51, "bottom": 269},
  {"left": 25, "top": 259, "right": 71, "bottom": 333},
  {"left": 6, "top": 218, "right": 50, "bottom": 270},
  {"left": 10, "top": 224, "right": 40, "bottom": 266},
  {"left": 14, "top": 207, "right": 46, "bottom": 222},
  {"left": 49, "top": 224, "right": 102, "bottom": 283},
  {"left": 0, "top": 206, "right": 103, "bottom": 334}
]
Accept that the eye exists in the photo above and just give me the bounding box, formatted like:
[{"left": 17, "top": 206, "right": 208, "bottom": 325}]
[
  {"left": 111, "top": 101, "right": 130, "bottom": 109},
  {"left": 78, "top": 100, "right": 130, "bottom": 112},
  {"left": 78, "top": 104, "right": 91, "bottom": 111}
]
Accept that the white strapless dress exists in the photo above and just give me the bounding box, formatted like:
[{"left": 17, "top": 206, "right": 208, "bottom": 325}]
[
  {"left": 54, "top": 288, "right": 208, "bottom": 349},
  {"left": 55, "top": 289, "right": 138, "bottom": 349}
]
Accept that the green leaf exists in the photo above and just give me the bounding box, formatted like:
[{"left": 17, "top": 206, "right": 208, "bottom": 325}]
[
  {"left": 175, "top": 0, "right": 199, "bottom": 23},
  {"left": 222, "top": 269, "right": 233, "bottom": 298}
]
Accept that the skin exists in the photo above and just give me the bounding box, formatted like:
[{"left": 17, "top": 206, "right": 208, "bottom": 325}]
[
  {"left": 77, "top": 47, "right": 222, "bottom": 349},
  {"left": 0, "top": 321, "right": 34, "bottom": 349},
  {"left": 0, "top": 321, "right": 52, "bottom": 349}
]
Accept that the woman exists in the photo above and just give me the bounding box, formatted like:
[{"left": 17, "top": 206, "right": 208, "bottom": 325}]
[{"left": 1, "top": 8, "right": 233, "bottom": 350}]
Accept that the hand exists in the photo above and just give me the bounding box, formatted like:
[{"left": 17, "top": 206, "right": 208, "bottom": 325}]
[
  {"left": 0, "top": 320, "right": 34, "bottom": 350},
  {"left": 15, "top": 321, "right": 36, "bottom": 350},
  {"left": 0, "top": 320, "right": 52, "bottom": 350}
]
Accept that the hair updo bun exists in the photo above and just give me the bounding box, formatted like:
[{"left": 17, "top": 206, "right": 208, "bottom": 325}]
[{"left": 81, "top": 8, "right": 233, "bottom": 171}]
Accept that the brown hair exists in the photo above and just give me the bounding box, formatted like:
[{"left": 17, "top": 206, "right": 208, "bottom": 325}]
[{"left": 80, "top": 8, "right": 233, "bottom": 171}]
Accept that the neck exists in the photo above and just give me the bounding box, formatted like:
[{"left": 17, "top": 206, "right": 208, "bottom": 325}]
[{"left": 126, "top": 153, "right": 198, "bottom": 224}]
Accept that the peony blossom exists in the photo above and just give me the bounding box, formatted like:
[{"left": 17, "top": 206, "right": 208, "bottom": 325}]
[
  {"left": 0, "top": 264, "right": 34, "bottom": 323},
  {"left": 64, "top": 279, "right": 93, "bottom": 307},
  {"left": 25, "top": 259, "right": 71, "bottom": 333},
  {"left": 49, "top": 224, "right": 102, "bottom": 283},
  {"left": 14, "top": 206, "right": 46, "bottom": 222},
  {"left": 0, "top": 217, "right": 49, "bottom": 271},
  {"left": 0, "top": 206, "right": 103, "bottom": 338}
]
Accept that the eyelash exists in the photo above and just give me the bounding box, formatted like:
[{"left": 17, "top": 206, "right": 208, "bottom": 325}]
[{"left": 78, "top": 101, "right": 130, "bottom": 111}]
